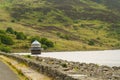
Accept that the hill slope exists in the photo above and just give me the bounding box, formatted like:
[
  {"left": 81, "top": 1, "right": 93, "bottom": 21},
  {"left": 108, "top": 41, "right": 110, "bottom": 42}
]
[{"left": 0, "top": 0, "right": 120, "bottom": 52}]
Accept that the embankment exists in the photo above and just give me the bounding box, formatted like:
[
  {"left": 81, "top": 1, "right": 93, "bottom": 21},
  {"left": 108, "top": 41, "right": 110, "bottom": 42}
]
[
  {"left": 0, "top": 52, "right": 120, "bottom": 80},
  {"left": 0, "top": 52, "right": 77, "bottom": 80}
]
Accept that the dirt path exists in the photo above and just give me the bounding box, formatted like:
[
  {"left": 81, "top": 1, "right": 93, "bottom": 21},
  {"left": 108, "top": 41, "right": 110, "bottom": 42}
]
[{"left": 0, "top": 60, "right": 19, "bottom": 80}]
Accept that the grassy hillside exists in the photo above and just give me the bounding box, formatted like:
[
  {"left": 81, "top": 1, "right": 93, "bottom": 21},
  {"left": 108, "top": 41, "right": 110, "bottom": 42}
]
[{"left": 0, "top": 0, "right": 120, "bottom": 52}]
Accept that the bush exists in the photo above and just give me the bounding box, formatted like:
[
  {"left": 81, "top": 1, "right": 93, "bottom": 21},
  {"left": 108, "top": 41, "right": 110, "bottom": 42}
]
[
  {"left": 41, "top": 45, "right": 48, "bottom": 50},
  {"left": 0, "top": 39, "right": 1, "bottom": 44},
  {"left": 30, "top": 36, "right": 41, "bottom": 43},
  {"left": 61, "top": 63, "right": 67, "bottom": 68},
  {"left": 60, "top": 35, "right": 70, "bottom": 40},
  {"left": 40, "top": 38, "right": 47, "bottom": 44},
  {"left": 25, "top": 55, "right": 31, "bottom": 58},
  {"left": 45, "top": 40, "right": 54, "bottom": 47},
  {"left": 0, "top": 34, "right": 14, "bottom": 45},
  {"left": 11, "top": 20, "right": 15, "bottom": 23},
  {"left": 6, "top": 27, "right": 14, "bottom": 34},
  {"left": 16, "top": 32, "right": 27, "bottom": 40},
  {"left": 14, "top": 31, "right": 18, "bottom": 35},
  {"left": 40, "top": 38, "right": 54, "bottom": 47},
  {"left": 0, "top": 30, "right": 6, "bottom": 34},
  {"left": 0, "top": 46, "right": 11, "bottom": 53},
  {"left": 56, "top": 32, "right": 70, "bottom": 40},
  {"left": 23, "top": 44, "right": 29, "bottom": 49},
  {"left": 88, "top": 39, "right": 95, "bottom": 46}
]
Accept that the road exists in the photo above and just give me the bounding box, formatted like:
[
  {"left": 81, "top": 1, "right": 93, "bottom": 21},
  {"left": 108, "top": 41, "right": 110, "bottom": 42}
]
[{"left": 0, "top": 60, "right": 19, "bottom": 80}]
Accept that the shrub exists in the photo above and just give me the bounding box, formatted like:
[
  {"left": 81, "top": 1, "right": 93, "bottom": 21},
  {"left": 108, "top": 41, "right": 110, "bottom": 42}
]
[
  {"left": 0, "top": 30, "right": 6, "bottom": 34},
  {"left": 60, "top": 35, "right": 70, "bottom": 40},
  {"left": 115, "top": 43, "right": 120, "bottom": 48},
  {"left": 40, "top": 38, "right": 47, "bottom": 44},
  {"left": 56, "top": 32, "right": 61, "bottom": 36},
  {"left": 0, "top": 46, "right": 11, "bottom": 53},
  {"left": 88, "top": 39, "right": 95, "bottom": 46},
  {"left": 26, "top": 55, "right": 31, "bottom": 58},
  {"left": 6, "top": 27, "right": 14, "bottom": 34},
  {"left": 0, "top": 34, "right": 14, "bottom": 45},
  {"left": 61, "top": 63, "right": 67, "bottom": 68},
  {"left": 14, "top": 31, "right": 18, "bottom": 35},
  {"left": 42, "top": 45, "right": 48, "bottom": 50},
  {"left": 38, "top": 18, "right": 44, "bottom": 22},
  {"left": 40, "top": 38, "right": 54, "bottom": 47},
  {"left": 45, "top": 40, "right": 54, "bottom": 47},
  {"left": 11, "top": 20, "right": 15, "bottom": 23},
  {"left": 56, "top": 32, "right": 70, "bottom": 40},
  {"left": 30, "top": 36, "right": 41, "bottom": 43},
  {"left": 16, "top": 32, "right": 27, "bottom": 40},
  {"left": 23, "top": 44, "right": 29, "bottom": 49},
  {"left": 0, "top": 39, "right": 1, "bottom": 44},
  {"left": 97, "top": 37, "right": 100, "bottom": 40}
]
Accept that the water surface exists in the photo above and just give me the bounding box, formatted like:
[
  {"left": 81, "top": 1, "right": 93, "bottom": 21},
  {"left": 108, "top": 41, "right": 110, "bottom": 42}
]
[
  {"left": 15, "top": 50, "right": 120, "bottom": 67},
  {"left": 38, "top": 50, "right": 120, "bottom": 67}
]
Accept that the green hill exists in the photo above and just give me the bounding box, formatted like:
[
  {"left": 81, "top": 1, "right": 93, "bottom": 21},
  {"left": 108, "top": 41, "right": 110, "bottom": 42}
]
[{"left": 0, "top": 0, "right": 120, "bottom": 52}]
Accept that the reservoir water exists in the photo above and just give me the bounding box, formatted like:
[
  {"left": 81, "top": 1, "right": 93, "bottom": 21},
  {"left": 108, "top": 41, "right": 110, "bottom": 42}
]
[
  {"left": 15, "top": 50, "right": 120, "bottom": 67},
  {"left": 39, "top": 50, "right": 120, "bottom": 67}
]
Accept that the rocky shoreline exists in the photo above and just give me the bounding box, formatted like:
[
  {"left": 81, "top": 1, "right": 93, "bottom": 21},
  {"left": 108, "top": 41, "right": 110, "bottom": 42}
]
[
  {"left": 0, "top": 52, "right": 120, "bottom": 80},
  {"left": 33, "top": 56, "right": 120, "bottom": 80}
]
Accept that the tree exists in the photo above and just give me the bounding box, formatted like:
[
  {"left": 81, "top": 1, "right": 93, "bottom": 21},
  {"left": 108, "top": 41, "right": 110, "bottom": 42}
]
[
  {"left": 6, "top": 27, "right": 14, "bottom": 34},
  {"left": 0, "top": 34, "right": 14, "bottom": 45},
  {"left": 45, "top": 40, "right": 54, "bottom": 47},
  {"left": 40, "top": 38, "right": 54, "bottom": 48},
  {"left": 40, "top": 38, "right": 48, "bottom": 44},
  {"left": 16, "top": 32, "right": 27, "bottom": 40},
  {"left": 30, "top": 36, "right": 41, "bottom": 43},
  {"left": 41, "top": 45, "right": 48, "bottom": 50}
]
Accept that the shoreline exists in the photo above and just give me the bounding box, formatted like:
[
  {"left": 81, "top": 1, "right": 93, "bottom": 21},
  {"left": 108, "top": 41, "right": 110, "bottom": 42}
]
[
  {"left": 13, "top": 49, "right": 120, "bottom": 67},
  {"left": 0, "top": 52, "right": 120, "bottom": 80}
]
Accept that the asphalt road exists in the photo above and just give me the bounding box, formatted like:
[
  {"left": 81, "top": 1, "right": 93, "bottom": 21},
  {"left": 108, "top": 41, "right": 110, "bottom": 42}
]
[{"left": 0, "top": 60, "right": 19, "bottom": 80}]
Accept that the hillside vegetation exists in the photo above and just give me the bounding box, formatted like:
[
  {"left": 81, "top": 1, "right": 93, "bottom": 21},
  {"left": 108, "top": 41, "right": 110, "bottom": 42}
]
[{"left": 0, "top": 0, "right": 120, "bottom": 52}]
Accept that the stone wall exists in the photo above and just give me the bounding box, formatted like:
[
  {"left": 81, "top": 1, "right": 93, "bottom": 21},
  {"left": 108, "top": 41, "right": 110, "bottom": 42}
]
[
  {"left": 0, "top": 52, "right": 120, "bottom": 80},
  {"left": 34, "top": 56, "right": 120, "bottom": 80},
  {"left": 0, "top": 52, "right": 78, "bottom": 80}
]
